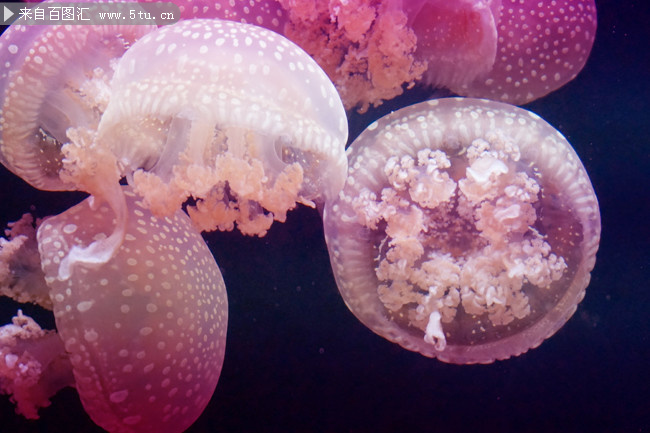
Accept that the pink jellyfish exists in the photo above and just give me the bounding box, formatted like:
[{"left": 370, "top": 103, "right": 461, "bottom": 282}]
[
  {"left": 276, "top": 0, "right": 596, "bottom": 111},
  {"left": 323, "top": 97, "right": 601, "bottom": 364},
  {"left": 96, "top": 19, "right": 348, "bottom": 236},
  {"left": 0, "top": 188, "right": 228, "bottom": 433},
  {"left": 448, "top": 0, "right": 598, "bottom": 104},
  {"left": 0, "top": 21, "right": 156, "bottom": 274},
  {"left": 0, "top": 22, "right": 152, "bottom": 191}
]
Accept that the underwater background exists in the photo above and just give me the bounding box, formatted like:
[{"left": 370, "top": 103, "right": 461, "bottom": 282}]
[{"left": 0, "top": 0, "right": 648, "bottom": 431}]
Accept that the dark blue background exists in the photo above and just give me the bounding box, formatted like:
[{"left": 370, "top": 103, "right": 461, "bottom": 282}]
[{"left": 1, "top": 0, "right": 648, "bottom": 431}]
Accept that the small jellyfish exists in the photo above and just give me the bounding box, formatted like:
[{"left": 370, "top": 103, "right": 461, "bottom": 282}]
[
  {"left": 96, "top": 18, "right": 348, "bottom": 236},
  {"left": 0, "top": 188, "right": 228, "bottom": 433},
  {"left": 323, "top": 97, "right": 600, "bottom": 364}
]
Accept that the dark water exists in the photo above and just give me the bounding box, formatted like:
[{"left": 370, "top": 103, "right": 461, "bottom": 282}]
[{"left": 1, "top": 0, "right": 648, "bottom": 432}]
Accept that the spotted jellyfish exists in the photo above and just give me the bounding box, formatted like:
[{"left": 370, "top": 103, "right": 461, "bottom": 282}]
[
  {"left": 95, "top": 18, "right": 348, "bottom": 237},
  {"left": 0, "top": 188, "right": 228, "bottom": 433},
  {"left": 0, "top": 21, "right": 155, "bottom": 273},
  {"left": 323, "top": 97, "right": 600, "bottom": 364}
]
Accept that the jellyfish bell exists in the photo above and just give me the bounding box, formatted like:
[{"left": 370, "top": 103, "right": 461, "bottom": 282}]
[
  {"left": 96, "top": 18, "right": 348, "bottom": 237},
  {"left": 323, "top": 97, "right": 600, "bottom": 364},
  {"left": 449, "top": 0, "right": 598, "bottom": 104},
  {"left": 0, "top": 187, "right": 228, "bottom": 433},
  {"left": 0, "top": 21, "right": 152, "bottom": 191}
]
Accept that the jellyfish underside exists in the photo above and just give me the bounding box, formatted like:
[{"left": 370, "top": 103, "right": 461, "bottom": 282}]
[
  {"left": 105, "top": 108, "right": 331, "bottom": 237},
  {"left": 324, "top": 98, "right": 600, "bottom": 363},
  {"left": 366, "top": 147, "right": 581, "bottom": 348},
  {"left": 119, "top": 113, "right": 325, "bottom": 202}
]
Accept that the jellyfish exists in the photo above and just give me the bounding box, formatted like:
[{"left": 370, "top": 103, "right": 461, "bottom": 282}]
[
  {"left": 322, "top": 97, "right": 600, "bottom": 364},
  {"left": 448, "top": 0, "right": 598, "bottom": 104},
  {"left": 275, "top": 0, "right": 597, "bottom": 111},
  {"left": 0, "top": 21, "right": 156, "bottom": 274},
  {"left": 0, "top": 21, "right": 153, "bottom": 191},
  {"left": 0, "top": 187, "right": 228, "bottom": 433},
  {"left": 95, "top": 18, "right": 348, "bottom": 237}
]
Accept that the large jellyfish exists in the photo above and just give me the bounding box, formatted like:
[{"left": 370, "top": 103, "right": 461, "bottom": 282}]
[
  {"left": 276, "top": 0, "right": 597, "bottom": 111},
  {"left": 95, "top": 18, "right": 348, "bottom": 237},
  {"left": 0, "top": 13, "right": 347, "bottom": 432},
  {"left": 0, "top": 188, "right": 228, "bottom": 433},
  {"left": 323, "top": 97, "right": 600, "bottom": 364}
]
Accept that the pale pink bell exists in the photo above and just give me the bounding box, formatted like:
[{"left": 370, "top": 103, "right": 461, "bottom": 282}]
[
  {"left": 0, "top": 188, "right": 228, "bottom": 432},
  {"left": 323, "top": 97, "right": 601, "bottom": 364},
  {"left": 0, "top": 22, "right": 152, "bottom": 191},
  {"left": 97, "top": 19, "right": 348, "bottom": 236},
  {"left": 449, "top": 0, "right": 598, "bottom": 104}
]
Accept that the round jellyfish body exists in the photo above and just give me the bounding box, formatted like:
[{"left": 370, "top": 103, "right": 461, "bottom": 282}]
[
  {"left": 448, "top": 0, "right": 598, "bottom": 104},
  {"left": 323, "top": 97, "right": 600, "bottom": 364},
  {"left": 0, "top": 22, "right": 152, "bottom": 191},
  {"left": 97, "top": 18, "right": 348, "bottom": 237},
  {"left": 35, "top": 188, "right": 228, "bottom": 433}
]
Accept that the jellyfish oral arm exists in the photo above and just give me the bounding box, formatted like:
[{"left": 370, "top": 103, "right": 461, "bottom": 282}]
[
  {"left": 423, "top": 310, "right": 446, "bottom": 351},
  {"left": 0, "top": 214, "right": 52, "bottom": 309},
  {"left": 0, "top": 311, "right": 74, "bottom": 419},
  {"left": 55, "top": 131, "right": 129, "bottom": 280}
]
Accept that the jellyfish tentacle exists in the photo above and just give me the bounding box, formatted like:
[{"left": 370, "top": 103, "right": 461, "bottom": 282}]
[{"left": 0, "top": 310, "right": 74, "bottom": 419}]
